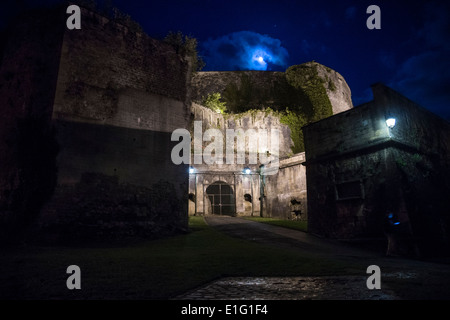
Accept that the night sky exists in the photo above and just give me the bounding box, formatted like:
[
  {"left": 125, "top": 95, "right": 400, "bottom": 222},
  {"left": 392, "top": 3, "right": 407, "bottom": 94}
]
[{"left": 3, "top": 0, "right": 450, "bottom": 120}]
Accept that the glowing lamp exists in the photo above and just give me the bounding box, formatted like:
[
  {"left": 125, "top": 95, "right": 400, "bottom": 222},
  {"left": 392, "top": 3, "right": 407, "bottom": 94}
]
[
  {"left": 189, "top": 166, "right": 195, "bottom": 174},
  {"left": 243, "top": 167, "right": 251, "bottom": 175},
  {"left": 385, "top": 117, "right": 396, "bottom": 128},
  {"left": 257, "top": 56, "right": 264, "bottom": 63}
]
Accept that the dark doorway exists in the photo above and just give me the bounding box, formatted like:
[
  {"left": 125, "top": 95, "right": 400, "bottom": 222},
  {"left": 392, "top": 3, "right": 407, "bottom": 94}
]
[{"left": 206, "top": 181, "right": 235, "bottom": 216}]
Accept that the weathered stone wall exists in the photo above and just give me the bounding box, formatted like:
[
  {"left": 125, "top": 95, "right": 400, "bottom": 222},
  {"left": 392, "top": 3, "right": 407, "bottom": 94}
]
[
  {"left": 191, "top": 71, "right": 285, "bottom": 105},
  {"left": 263, "top": 153, "right": 307, "bottom": 220},
  {"left": 190, "top": 103, "right": 293, "bottom": 159},
  {"left": 303, "top": 83, "right": 450, "bottom": 257},
  {"left": 191, "top": 64, "right": 353, "bottom": 115},
  {"left": 189, "top": 103, "right": 278, "bottom": 216},
  {"left": 0, "top": 5, "right": 192, "bottom": 243},
  {"left": 53, "top": 7, "right": 191, "bottom": 127},
  {"left": 313, "top": 62, "right": 353, "bottom": 114},
  {"left": 304, "top": 84, "right": 450, "bottom": 164},
  {"left": 189, "top": 103, "right": 308, "bottom": 218},
  {"left": 188, "top": 63, "right": 354, "bottom": 220},
  {"left": 45, "top": 6, "right": 192, "bottom": 242}
]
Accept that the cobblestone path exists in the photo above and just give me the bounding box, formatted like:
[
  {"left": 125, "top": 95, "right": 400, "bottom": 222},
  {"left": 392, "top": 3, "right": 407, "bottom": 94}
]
[{"left": 176, "top": 276, "right": 398, "bottom": 300}]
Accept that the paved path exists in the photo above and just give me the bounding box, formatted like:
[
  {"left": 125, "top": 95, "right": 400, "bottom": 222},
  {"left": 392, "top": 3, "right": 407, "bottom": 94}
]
[
  {"left": 176, "top": 216, "right": 450, "bottom": 300},
  {"left": 204, "top": 215, "right": 379, "bottom": 260},
  {"left": 176, "top": 275, "right": 399, "bottom": 300}
]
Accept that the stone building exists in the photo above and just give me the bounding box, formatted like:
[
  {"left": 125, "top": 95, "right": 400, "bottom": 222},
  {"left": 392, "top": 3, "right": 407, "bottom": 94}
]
[{"left": 303, "top": 83, "right": 450, "bottom": 257}]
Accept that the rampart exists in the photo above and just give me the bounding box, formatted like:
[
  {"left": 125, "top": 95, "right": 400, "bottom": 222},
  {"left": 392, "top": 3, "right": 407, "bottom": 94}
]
[{"left": 0, "top": 5, "right": 192, "bottom": 243}]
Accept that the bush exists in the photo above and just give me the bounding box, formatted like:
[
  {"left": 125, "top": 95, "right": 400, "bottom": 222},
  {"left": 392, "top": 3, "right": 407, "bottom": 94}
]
[
  {"left": 203, "top": 92, "right": 227, "bottom": 114},
  {"left": 164, "top": 31, "right": 205, "bottom": 72}
]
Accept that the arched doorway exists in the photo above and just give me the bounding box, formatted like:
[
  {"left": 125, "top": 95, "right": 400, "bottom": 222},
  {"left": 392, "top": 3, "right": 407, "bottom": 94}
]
[{"left": 206, "top": 181, "right": 235, "bottom": 216}]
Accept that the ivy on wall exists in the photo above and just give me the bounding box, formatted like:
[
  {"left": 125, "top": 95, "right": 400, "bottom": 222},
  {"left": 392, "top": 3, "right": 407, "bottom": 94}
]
[
  {"left": 218, "top": 62, "right": 334, "bottom": 153},
  {"left": 279, "top": 109, "right": 308, "bottom": 154},
  {"left": 222, "top": 74, "right": 259, "bottom": 112},
  {"left": 285, "top": 63, "right": 334, "bottom": 122},
  {"left": 164, "top": 31, "right": 205, "bottom": 73}
]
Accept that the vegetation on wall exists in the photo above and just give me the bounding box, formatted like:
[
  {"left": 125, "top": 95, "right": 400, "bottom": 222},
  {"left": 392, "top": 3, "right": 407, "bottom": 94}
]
[
  {"left": 164, "top": 31, "right": 205, "bottom": 73},
  {"left": 278, "top": 109, "right": 308, "bottom": 154},
  {"left": 218, "top": 62, "right": 334, "bottom": 153},
  {"left": 222, "top": 74, "right": 259, "bottom": 113},
  {"left": 202, "top": 92, "right": 227, "bottom": 114},
  {"left": 72, "top": 0, "right": 144, "bottom": 33},
  {"left": 72, "top": 2, "right": 205, "bottom": 72},
  {"left": 285, "top": 63, "right": 334, "bottom": 122}
]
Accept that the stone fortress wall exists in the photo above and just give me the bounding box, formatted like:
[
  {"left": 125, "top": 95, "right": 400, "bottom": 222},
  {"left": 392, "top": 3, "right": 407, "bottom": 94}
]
[
  {"left": 189, "top": 62, "right": 353, "bottom": 219},
  {"left": 0, "top": 4, "right": 354, "bottom": 243},
  {"left": 0, "top": 5, "right": 192, "bottom": 242}
]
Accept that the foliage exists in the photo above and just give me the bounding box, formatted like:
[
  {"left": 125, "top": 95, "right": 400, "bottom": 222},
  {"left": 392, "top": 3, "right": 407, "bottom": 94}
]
[
  {"left": 164, "top": 31, "right": 205, "bottom": 72},
  {"left": 202, "top": 92, "right": 227, "bottom": 114},
  {"left": 72, "top": 0, "right": 144, "bottom": 33},
  {"left": 285, "top": 63, "right": 333, "bottom": 122},
  {"left": 219, "top": 63, "right": 335, "bottom": 153},
  {"left": 112, "top": 7, "right": 143, "bottom": 33},
  {"left": 279, "top": 109, "right": 308, "bottom": 154},
  {"left": 222, "top": 74, "right": 257, "bottom": 113},
  {"left": 221, "top": 64, "right": 333, "bottom": 119}
]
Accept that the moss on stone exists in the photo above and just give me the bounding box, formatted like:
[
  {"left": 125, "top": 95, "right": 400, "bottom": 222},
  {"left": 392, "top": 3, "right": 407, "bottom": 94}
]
[
  {"left": 285, "top": 62, "right": 333, "bottom": 122},
  {"left": 205, "top": 62, "right": 337, "bottom": 155},
  {"left": 279, "top": 109, "right": 307, "bottom": 154}
]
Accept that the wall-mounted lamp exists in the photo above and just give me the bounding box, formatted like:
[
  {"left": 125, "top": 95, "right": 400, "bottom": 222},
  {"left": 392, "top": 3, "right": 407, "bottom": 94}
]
[
  {"left": 243, "top": 167, "right": 251, "bottom": 175},
  {"left": 189, "top": 166, "right": 195, "bottom": 174},
  {"left": 386, "top": 117, "right": 396, "bottom": 129}
]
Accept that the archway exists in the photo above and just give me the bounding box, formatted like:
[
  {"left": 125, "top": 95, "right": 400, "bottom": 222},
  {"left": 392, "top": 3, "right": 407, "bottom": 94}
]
[{"left": 206, "top": 181, "right": 235, "bottom": 216}]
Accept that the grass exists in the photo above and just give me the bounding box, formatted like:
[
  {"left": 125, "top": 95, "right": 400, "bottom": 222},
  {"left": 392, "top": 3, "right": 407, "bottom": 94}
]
[
  {"left": 243, "top": 216, "right": 308, "bottom": 232},
  {"left": 0, "top": 216, "right": 360, "bottom": 300}
]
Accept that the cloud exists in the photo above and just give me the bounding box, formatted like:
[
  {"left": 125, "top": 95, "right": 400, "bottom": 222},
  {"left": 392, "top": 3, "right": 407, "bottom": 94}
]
[
  {"left": 387, "top": 2, "right": 450, "bottom": 119},
  {"left": 389, "top": 49, "right": 450, "bottom": 118},
  {"left": 200, "top": 31, "right": 289, "bottom": 71},
  {"left": 379, "top": 51, "right": 396, "bottom": 69}
]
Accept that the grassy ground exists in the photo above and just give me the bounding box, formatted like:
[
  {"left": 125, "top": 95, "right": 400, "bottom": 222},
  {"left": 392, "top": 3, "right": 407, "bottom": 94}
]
[
  {"left": 243, "top": 216, "right": 308, "bottom": 232},
  {"left": 0, "top": 216, "right": 362, "bottom": 300}
]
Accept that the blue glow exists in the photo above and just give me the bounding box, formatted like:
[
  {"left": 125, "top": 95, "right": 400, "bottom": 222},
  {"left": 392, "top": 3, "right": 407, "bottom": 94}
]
[
  {"left": 189, "top": 167, "right": 195, "bottom": 174},
  {"left": 251, "top": 49, "right": 272, "bottom": 70},
  {"left": 201, "top": 31, "right": 289, "bottom": 71},
  {"left": 244, "top": 168, "right": 251, "bottom": 174}
]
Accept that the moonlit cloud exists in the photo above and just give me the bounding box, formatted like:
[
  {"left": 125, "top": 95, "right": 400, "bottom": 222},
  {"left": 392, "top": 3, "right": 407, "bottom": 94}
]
[{"left": 200, "top": 31, "right": 289, "bottom": 71}]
